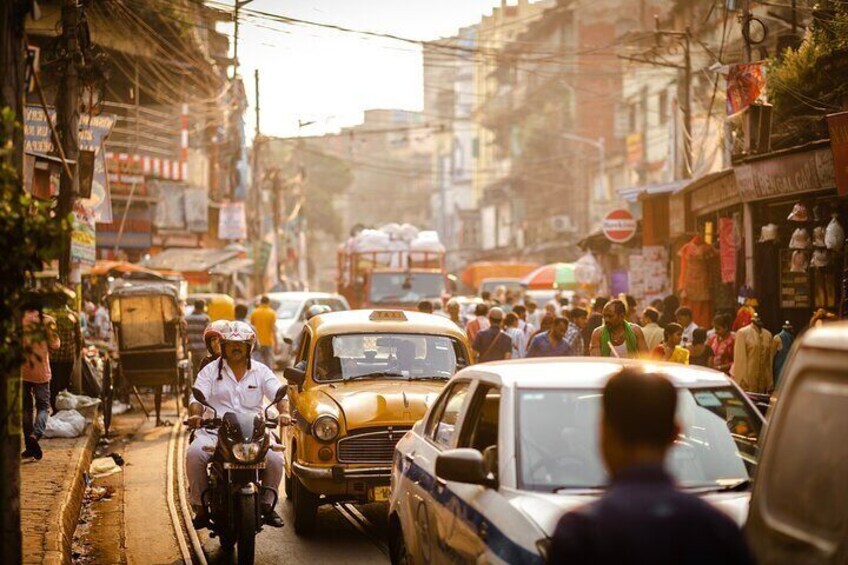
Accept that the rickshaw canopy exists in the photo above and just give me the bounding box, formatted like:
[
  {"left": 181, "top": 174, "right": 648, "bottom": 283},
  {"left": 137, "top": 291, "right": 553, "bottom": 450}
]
[{"left": 107, "top": 284, "right": 182, "bottom": 349}]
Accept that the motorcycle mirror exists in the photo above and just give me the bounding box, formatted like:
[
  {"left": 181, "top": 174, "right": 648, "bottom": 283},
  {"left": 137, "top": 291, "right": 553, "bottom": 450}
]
[
  {"left": 272, "top": 385, "right": 288, "bottom": 405},
  {"left": 192, "top": 387, "right": 209, "bottom": 406}
]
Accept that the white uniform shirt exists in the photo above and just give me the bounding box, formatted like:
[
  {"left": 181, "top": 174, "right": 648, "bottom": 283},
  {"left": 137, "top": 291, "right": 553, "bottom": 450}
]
[
  {"left": 681, "top": 322, "right": 699, "bottom": 346},
  {"left": 193, "top": 359, "right": 283, "bottom": 417}
]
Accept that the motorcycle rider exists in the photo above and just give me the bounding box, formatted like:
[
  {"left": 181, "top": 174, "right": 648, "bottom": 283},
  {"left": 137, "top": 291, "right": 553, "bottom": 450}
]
[
  {"left": 186, "top": 321, "right": 287, "bottom": 529},
  {"left": 198, "top": 320, "right": 230, "bottom": 373}
]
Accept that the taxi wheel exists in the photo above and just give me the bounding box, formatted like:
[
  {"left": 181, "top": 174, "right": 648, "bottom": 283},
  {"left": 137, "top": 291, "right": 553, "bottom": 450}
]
[
  {"left": 292, "top": 476, "right": 318, "bottom": 536},
  {"left": 389, "top": 518, "right": 410, "bottom": 565}
]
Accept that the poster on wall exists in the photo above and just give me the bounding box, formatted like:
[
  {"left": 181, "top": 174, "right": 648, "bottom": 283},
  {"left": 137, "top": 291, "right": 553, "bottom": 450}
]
[
  {"left": 641, "top": 245, "right": 670, "bottom": 304},
  {"left": 218, "top": 201, "right": 247, "bottom": 240},
  {"left": 70, "top": 201, "right": 96, "bottom": 266}
]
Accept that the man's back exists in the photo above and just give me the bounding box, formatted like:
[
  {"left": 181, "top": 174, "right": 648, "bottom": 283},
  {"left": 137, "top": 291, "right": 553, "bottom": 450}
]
[
  {"left": 472, "top": 326, "right": 511, "bottom": 362},
  {"left": 185, "top": 311, "right": 210, "bottom": 352},
  {"left": 249, "top": 304, "right": 276, "bottom": 347},
  {"left": 550, "top": 464, "right": 752, "bottom": 565}
]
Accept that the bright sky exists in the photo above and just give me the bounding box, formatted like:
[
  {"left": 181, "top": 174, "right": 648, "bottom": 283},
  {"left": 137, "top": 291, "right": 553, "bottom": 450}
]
[{"left": 223, "top": 0, "right": 506, "bottom": 138}]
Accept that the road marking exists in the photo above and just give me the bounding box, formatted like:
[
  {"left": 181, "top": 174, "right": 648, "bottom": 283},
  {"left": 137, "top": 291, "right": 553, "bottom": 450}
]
[
  {"left": 176, "top": 424, "right": 208, "bottom": 565},
  {"left": 166, "top": 421, "right": 194, "bottom": 564},
  {"left": 334, "top": 502, "right": 389, "bottom": 557}
]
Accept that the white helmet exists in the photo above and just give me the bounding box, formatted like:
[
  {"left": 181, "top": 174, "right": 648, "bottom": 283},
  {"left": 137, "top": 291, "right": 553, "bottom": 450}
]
[{"left": 221, "top": 320, "right": 256, "bottom": 351}]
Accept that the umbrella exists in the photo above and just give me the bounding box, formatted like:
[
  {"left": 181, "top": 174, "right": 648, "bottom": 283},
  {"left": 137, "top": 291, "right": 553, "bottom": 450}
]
[{"left": 522, "top": 263, "right": 578, "bottom": 290}]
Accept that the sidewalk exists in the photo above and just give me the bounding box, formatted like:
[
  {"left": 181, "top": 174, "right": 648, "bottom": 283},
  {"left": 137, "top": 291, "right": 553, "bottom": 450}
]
[{"left": 21, "top": 420, "right": 101, "bottom": 565}]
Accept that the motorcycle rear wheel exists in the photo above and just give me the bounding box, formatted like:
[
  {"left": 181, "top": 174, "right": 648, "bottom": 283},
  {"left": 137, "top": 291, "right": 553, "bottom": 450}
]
[{"left": 237, "top": 494, "right": 257, "bottom": 565}]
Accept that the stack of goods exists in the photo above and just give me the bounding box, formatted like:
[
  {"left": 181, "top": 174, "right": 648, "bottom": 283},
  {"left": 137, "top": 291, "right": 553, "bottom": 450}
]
[{"left": 347, "top": 224, "right": 444, "bottom": 269}]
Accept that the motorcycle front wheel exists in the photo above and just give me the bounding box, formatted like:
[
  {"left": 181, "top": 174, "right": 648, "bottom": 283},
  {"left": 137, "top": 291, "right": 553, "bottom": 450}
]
[{"left": 237, "top": 494, "right": 257, "bottom": 565}]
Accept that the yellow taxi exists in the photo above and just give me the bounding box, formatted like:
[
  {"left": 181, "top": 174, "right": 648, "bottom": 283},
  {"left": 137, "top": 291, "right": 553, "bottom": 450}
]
[{"left": 282, "top": 309, "right": 471, "bottom": 536}]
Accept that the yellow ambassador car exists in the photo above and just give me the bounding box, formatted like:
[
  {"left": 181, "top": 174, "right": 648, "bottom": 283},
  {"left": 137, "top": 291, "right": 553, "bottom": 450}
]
[{"left": 282, "top": 309, "right": 471, "bottom": 536}]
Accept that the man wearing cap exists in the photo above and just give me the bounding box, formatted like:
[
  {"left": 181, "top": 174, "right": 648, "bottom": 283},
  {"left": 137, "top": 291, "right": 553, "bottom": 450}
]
[{"left": 471, "top": 307, "right": 512, "bottom": 363}]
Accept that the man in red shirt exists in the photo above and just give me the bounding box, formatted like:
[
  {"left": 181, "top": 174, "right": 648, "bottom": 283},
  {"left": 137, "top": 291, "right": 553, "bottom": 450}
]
[{"left": 22, "top": 308, "right": 60, "bottom": 460}]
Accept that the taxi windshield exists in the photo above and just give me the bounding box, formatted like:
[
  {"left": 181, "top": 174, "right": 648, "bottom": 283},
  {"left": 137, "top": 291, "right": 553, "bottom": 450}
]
[
  {"left": 517, "top": 386, "right": 762, "bottom": 493},
  {"left": 369, "top": 273, "right": 444, "bottom": 304},
  {"left": 312, "top": 333, "right": 468, "bottom": 382}
]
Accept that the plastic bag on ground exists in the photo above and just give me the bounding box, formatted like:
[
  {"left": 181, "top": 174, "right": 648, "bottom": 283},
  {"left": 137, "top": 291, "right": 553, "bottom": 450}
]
[
  {"left": 90, "top": 456, "right": 123, "bottom": 478},
  {"left": 55, "top": 390, "right": 101, "bottom": 421},
  {"left": 43, "top": 409, "right": 87, "bottom": 438}
]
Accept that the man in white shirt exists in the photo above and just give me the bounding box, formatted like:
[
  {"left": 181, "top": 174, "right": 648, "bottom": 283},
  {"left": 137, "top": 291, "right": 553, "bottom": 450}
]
[
  {"left": 504, "top": 312, "right": 528, "bottom": 359},
  {"left": 641, "top": 307, "right": 665, "bottom": 351},
  {"left": 676, "top": 307, "right": 699, "bottom": 347},
  {"left": 186, "top": 321, "right": 287, "bottom": 529}
]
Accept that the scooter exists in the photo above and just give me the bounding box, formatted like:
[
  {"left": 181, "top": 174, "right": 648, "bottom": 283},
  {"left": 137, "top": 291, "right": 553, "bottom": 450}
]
[{"left": 187, "top": 385, "right": 287, "bottom": 565}]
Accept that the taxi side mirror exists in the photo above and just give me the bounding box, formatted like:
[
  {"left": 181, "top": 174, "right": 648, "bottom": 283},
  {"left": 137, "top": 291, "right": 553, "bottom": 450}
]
[
  {"left": 284, "top": 366, "right": 306, "bottom": 388},
  {"left": 436, "top": 448, "right": 496, "bottom": 488}
]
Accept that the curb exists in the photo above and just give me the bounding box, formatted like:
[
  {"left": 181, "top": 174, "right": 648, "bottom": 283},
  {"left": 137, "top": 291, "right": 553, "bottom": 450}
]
[{"left": 41, "top": 418, "right": 102, "bottom": 565}]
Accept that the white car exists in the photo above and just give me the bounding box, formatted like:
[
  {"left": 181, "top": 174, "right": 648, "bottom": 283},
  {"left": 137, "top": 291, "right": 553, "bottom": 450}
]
[
  {"left": 261, "top": 292, "right": 349, "bottom": 367},
  {"left": 388, "top": 358, "right": 763, "bottom": 564}
]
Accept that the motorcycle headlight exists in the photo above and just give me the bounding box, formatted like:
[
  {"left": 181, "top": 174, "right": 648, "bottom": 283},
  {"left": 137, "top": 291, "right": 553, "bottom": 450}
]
[
  {"left": 232, "top": 442, "right": 261, "bottom": 462},
  {"left": 312, "top": 415, "right": 340, "bottom": 442}
]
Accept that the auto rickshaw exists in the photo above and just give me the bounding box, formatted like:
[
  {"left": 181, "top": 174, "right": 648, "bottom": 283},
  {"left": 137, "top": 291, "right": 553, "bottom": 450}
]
[
  {"left": 106, "top": 284, "right": 191, "bottom": 427},
  {"left": 186, "top": 293, "right": 236, "bottom": 321}
]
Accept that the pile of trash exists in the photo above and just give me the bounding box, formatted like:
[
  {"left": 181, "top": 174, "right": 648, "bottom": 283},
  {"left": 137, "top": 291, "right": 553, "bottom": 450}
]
[
  {"left": 43, "top": 391, "right": 102, "bottom": 439},
  {"left": 345, "top": 223, "right": 445, "bottom": 269}
]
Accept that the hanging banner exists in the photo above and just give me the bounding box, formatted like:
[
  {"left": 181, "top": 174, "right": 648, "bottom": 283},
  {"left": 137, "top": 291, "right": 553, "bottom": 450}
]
[
  {"left": 80, "top": 145, "right": 113, "bottom": 223},
  {"left": 827, "top": 111, "right": 848, "bottom": 197},
  {"left": 153, "top": 181, "right": 186, "bottom": 230},
  {"left": 218, "top": 202, "right": 247, "bottom": 240},
  {"left": 70, "top": 201, "right": 96, "bottom": 266},
  {"left": 726, "top": 63, "right": 766, "bottom": 117}
]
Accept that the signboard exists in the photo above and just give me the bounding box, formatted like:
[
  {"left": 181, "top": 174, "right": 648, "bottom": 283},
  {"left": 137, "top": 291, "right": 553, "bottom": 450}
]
[
  {"left": 736, "top": 148, "right": 835, "bottom": 202},
  {"left": 626, "top": 133, "right": 643, "bottom": 165},
  {"left": 827, "top": 111, "right": 848, "bottom": 197},
  {"left": 602, "top": 208, "right": 637, "bottom": 243},
  {"left": 70, "top": 201, "right": 96, "bottom": 266},
  {"left": 218, "top": 202, "right": 247, "bottom": 240}
]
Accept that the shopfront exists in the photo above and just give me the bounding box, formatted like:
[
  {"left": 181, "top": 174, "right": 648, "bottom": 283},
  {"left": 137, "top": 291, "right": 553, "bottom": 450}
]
[{"left": 735, "top": 141, "right": 845, "bottom": 333}]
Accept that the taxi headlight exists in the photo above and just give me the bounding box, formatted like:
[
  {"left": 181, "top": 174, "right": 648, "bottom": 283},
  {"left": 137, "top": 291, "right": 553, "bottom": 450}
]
[
  {"left": 232, "top": 442, "right": 261, "bottom": 462},
  {"left": 312, "top": 415, "right": 340, "bottom": 442}
]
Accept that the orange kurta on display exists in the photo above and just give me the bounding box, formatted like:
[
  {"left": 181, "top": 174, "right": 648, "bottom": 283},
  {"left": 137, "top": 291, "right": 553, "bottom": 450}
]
[{"left": 678, "top": 236, "right": 717, "bottom": 327}]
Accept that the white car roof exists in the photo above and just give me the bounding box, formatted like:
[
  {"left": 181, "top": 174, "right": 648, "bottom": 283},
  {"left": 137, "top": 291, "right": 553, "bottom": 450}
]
[{"left": 463, "top": 358, "right": 734, "bottom": 389}]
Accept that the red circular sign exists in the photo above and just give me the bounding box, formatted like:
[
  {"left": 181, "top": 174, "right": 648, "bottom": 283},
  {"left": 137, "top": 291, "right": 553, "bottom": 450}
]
[{"left": 602, "top": 209, "right": 637, "bottom": 243}]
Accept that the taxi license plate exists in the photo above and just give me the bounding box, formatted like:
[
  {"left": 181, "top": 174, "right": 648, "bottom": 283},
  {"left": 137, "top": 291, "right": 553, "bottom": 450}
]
[{"left": 370, "top": 486, "right": 391, "bottom": 502}]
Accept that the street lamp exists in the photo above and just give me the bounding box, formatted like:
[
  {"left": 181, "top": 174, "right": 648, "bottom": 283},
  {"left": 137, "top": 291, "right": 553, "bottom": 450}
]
[{"left": 560, "top": 132, "right": 606, "bottom": 201}]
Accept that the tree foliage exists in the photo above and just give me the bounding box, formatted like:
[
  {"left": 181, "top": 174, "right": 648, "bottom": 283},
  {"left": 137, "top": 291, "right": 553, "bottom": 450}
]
[{"left": 0, "top": 108, "right": 67, "bottom": 376}]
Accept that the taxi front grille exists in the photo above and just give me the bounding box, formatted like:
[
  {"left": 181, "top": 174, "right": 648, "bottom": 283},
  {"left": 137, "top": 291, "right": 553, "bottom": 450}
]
[{"left": 337, "top": 428, "right": 411, "bottom": 464}]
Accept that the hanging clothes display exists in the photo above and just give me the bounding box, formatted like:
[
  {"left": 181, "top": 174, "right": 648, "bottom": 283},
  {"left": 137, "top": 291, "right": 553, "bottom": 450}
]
[
  {"left": 719, "top": 217, "right": 737, "bottom": 284},
  {"left": 772, "top": 322, "right": 794, "bottom": 387},
  {"left": 677, "top": 235, "right": 717, "bottom": 327},
  {"left": 732, "top": 320, "right": 775, "bottom": 394}
]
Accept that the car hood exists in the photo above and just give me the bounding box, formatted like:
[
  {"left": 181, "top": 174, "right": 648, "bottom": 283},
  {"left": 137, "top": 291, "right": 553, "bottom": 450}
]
[
  {"left": 508, "top": 488, "right": 751, "bottom": 538},
  {"left": 315, "top": 380, "right": 444, "bottom": 430}
]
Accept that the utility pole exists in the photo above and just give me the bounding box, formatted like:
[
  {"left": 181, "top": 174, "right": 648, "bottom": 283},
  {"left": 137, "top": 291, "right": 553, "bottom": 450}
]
[
  {"left": 618, "top": 20, "right": 692, "bottom": 180},
  {"left": 56, "top": 0, "right": 82, "bottom": 283},
  {"left": 0, "top": 3, "right": 29, "bottom": 561},
  {"left": 232, "top": 0, "right": 253, "bottom": 80},
  {"left": 251, "top": 68, "right": 263, "bottom": 294}
]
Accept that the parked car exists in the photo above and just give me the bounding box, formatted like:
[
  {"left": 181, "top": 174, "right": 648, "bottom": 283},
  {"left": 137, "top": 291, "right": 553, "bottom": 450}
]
[
  {"left": 746, "top": 321, "right": 848, "bottom": 564},
  {"left": 282, "top": 309, "right": 472, "bottom": 536},
  {"left": 388, "top": 358, "right": 763, "bottom": 564},
  {"left": 260, "top": 292, "right": 349, "bottom": 368}
]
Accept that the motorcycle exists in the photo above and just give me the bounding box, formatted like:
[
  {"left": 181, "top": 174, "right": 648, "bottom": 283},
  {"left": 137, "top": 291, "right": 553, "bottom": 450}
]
[{"left": 187, "top": 385, "right": 287, "bottom": 564}]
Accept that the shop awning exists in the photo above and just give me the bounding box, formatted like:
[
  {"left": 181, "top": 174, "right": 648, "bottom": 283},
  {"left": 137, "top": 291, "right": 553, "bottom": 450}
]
[
  {"left": 618, "top": 180, "right": 688, "bottom": 203},
  {"left": 209, "top": 257, "right": 254, "bottom": 276},
  {"left": 142, "top": 248, "right": 239, "bottom": 273}
]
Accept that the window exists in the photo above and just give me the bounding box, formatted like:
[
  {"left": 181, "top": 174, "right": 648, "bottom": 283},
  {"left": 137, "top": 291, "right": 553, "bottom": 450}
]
[
  {"left": 460, "top": 385, "right": 501, "bottom": 476},
  {"left": 659, "top": 90, "right": 669, "bottom": 126},
  {"left": 295, "top": 329, "right": 311, "bottom": 365},
  {"left": 426, "top": 381, "right": 470, "bottom": 449}
]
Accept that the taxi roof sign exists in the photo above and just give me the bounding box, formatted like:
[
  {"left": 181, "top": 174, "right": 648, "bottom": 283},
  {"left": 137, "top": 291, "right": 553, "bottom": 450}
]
[{"left": 369, "top": 310, "right": 408, "bottom": 322}]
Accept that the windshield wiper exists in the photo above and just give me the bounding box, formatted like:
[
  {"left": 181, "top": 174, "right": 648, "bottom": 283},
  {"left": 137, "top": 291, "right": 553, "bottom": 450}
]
[
  {"left": 684, "top": 479, "right": 751, "bottom": 493},
  {"left": 344, "top": 371, "right": 406, "bottom": 381},
  {"left": 553, "top": 486, "right": 606, "bottom": 494},
  {"left": 408, "top": 375, "right": 450, "bottom": 381}
]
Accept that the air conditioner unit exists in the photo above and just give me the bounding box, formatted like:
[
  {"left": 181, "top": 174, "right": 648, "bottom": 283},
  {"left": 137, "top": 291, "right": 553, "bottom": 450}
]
[{"left": 549, "top": 215, "right": 576, "bottom": 233}]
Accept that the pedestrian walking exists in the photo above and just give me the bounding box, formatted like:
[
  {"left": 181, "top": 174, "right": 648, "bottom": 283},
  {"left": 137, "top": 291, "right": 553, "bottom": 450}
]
[
  {"left": 527, "top": 316, "right": 575, "bottom": 358},
  {"left": 186, "top": 299, "right": 211, "bottom": 376},
  {"left": 651, "top": 323, "right": 690, "bottom": 364},
  {"left": 21, "top": 308, "right": 60, "bottom": 460},
  {"left": 688, "top": 328, "right": 714, "bottom": 367},
  {"left": 444, "top": 299, "right": 464, "bottom": 328},
  {"left": 48, "top": 301, "right": 83, "bottom": 411},
  {"left": 465, "top": 303, "right": 490, "bottom": 343},
  {"left": 471, "top": 307, "right": 512, "bottom": 363},
  {"left": 589, "top": 299, "right": 648, "bottom": 358},
  {"left": 526, "top": 300, "right": 543, "bottom": 328},
  {"left": 513, "top": 304, "right": 535, "bottom": 344},
  {"left": 564, "top": 308, "right": 587, "bottom": 356},
  {"left": 549, "top": 368, "right": 754, "bottom": 564},
  {"left": 249, "top": 295, "right": 278, "bottom": 369},
  {"left": 640, "top": 307, "right": 664, "bottom": 352},
  {"left": 706, "top": 313, "right": 735, "bottom": 374},
  {"left": 503, "top": 313, "right": 527, "bottom": 359},
  {"left": 658, "top": 294, "right": 680, "bottom": 329},
  {"left": 583, "top": 296, "right": 608, "bottom": 355}
]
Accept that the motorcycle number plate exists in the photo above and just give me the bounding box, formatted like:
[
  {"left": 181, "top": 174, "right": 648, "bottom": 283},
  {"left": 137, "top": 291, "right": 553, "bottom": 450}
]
[{"left": 223, "top": 462, "right": 267, "bottom": 470}]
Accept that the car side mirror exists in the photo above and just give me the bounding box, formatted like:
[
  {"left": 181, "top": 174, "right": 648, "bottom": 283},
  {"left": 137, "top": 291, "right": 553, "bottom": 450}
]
[
  {"left": 435, "top": 448, "right": 496, "bottom": 488},
  {"left": 284, "top": 366, "right": 306, "bottom": 388}
]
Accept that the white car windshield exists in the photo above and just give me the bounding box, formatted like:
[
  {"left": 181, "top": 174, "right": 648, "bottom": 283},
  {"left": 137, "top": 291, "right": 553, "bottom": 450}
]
[
  {"left": 517, "top": 386, "right": 761, "bottom": 492},
  {"left": 272, "top": 300, "right": 302, "bottom": 320},
  {"left": 312, "top": 333, "right": 468, "bottom": 382}
]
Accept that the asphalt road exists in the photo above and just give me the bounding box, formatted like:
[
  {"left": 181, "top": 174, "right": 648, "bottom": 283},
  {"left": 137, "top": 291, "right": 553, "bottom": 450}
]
[{"left": 198, "top": 496, "right": 391, "bottom": 564}]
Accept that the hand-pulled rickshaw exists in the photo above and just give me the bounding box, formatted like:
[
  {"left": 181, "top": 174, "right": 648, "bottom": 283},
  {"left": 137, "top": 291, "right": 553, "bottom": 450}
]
[{"left": 106, "top": 284, "right": 191, "bottom": 428}]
